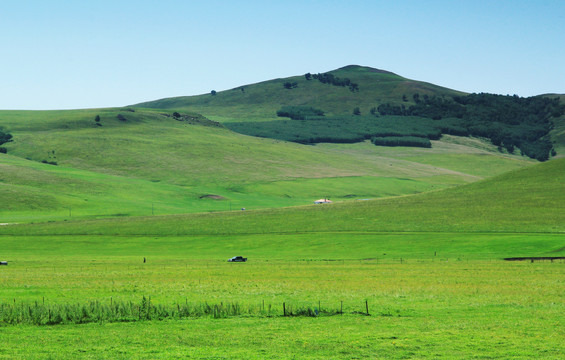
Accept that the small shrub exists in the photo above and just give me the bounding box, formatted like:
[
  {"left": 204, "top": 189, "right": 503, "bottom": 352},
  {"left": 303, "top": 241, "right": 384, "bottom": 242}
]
[
  {"left": 117, "top": 114, "right": 127, "bottom": 122},
  {"left": 371, "top": 136, "right": 432, "bottom": 148},
  {"left": 41, "top": 160, "right": 58, "bottom": 165},
  {"left": 283, "top": 82, "right": 297, "bottom": 89},
  {"left": 0, "top": 147, "right": 6, "bottom": 154},
  {"left": 0, "top": 130, "right": 12, "bottom": 145}
]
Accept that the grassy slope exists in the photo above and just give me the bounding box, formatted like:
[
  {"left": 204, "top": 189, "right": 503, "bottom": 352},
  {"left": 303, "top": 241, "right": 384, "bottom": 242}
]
[
  {"left": 3, "top": 157, "right": 563, "bottom": 236},
  {"left": 0, "top": 108, "right": 531, "bottom": 222},
  {"left": 134, "top": 65, "right": 465, "bottom": 122}
]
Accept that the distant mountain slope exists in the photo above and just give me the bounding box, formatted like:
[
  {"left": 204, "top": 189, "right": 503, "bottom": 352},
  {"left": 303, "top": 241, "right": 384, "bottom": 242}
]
[
  {"left": 134, "top": 65, "right": 464, "bottom": 120},
  {"left": 134, "top": 65, "right": 564, "bottom": 161}
]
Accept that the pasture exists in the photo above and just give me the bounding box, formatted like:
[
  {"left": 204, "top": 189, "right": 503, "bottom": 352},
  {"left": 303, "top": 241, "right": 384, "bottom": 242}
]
[{"left": 1, "top": 230, "right": 564, "bottom": 358}]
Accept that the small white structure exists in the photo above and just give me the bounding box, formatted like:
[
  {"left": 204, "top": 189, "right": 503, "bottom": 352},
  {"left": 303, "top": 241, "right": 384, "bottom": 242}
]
[{"left": 314, "top": 198, "right": 333, "bottom": 204}]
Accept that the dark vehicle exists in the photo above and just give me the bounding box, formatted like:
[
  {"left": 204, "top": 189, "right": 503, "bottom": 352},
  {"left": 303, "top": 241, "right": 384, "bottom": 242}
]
[
  {"left": 228, "top": 256, "right": 247, "bottom": 262},
  {"left": 0, "top": 261, "right": 7, "bottom": 265}
]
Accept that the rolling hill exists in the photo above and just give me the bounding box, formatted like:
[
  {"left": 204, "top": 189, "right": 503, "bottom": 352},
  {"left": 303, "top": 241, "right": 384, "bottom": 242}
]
[
  {"left": 134, "top": 65, "right": 464, "bottom": 121},
  {"left": 135, "top": 65, "right": 565, "bottom": 161},
  {"left": 0, "top": 107, "right": 531, "bottom": 222}
]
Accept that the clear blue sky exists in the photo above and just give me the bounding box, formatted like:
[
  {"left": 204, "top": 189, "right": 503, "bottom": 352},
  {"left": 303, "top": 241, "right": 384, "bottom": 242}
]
[{"left": 1, "top": 0, "right": 564, "bottom": 110}]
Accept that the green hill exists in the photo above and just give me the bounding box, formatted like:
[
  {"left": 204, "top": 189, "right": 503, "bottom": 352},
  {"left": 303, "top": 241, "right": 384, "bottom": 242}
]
[
  {"left": 0, "top": 107, "right": 531, "bottom": 222},
  {"left": 134, "top": 65, "right": 463, "bottom": 121},
  {"left": 135, "top": 65, "right": 564, "bottom": 161}
]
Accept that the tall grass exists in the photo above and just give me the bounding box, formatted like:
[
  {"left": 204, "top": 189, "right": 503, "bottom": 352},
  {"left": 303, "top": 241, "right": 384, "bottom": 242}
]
[{"left": 0, "top": 298, "right": 352, "bottom": 325}]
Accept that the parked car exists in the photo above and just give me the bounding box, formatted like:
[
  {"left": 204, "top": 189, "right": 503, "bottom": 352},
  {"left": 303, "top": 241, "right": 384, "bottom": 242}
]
[{"left": 228, "top": 256, "right": 247, "bottom": 262}]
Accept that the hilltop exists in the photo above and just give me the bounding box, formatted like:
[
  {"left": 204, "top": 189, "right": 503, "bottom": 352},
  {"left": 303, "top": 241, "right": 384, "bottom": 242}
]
[{"left": 135, "top": 65, "right": 463, "bottom": 120}]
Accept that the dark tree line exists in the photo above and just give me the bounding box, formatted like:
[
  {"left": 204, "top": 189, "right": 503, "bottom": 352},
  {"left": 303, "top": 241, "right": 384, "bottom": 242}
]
[
  {"left": 226, "top": 115, "right": 443, "bottom": 145},
  {"left": 226, "top": 93, "right": 563, "bottom": 159},
  {"left": 371, "top": 136, "right": 431, "bottom": 148},
  {"left": 306, "top": 72, "right": 359, "bottom": 92},
  {"left": 375, "top": 93, "right": 564, "bottom": 161}
]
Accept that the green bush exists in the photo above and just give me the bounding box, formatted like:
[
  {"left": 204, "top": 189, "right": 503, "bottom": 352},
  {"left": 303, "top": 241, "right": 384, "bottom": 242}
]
[
  {"left": 0, "top": 130, "right": 12, "bottom": 145},
  {"left": 372, "top": 136, "right": 432, "bottom": 148}
]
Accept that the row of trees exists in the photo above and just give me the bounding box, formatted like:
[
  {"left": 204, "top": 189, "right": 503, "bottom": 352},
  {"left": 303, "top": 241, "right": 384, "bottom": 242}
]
[
  {"left": 305, "top": 72, "right": 359, "bottom": 92},
  {"left": 371, "top": 136, "right": 431, "bottom": 148},
  {"left": 225, "top": 115, "right": 444, "bottom": 145},
  {"left": 373, "top": 93, "right": 564, "bottom": 161}
]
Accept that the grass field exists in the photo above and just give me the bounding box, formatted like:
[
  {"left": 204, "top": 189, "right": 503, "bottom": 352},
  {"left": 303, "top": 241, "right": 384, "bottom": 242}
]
[
  {"left": 1, "top": 159, "right": 563, "bottom": 358},
  {"left": 1, "top": 251, "right": 564, "bottom": 359}
]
